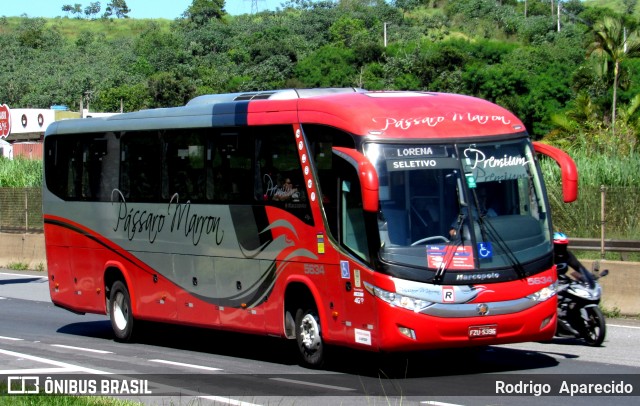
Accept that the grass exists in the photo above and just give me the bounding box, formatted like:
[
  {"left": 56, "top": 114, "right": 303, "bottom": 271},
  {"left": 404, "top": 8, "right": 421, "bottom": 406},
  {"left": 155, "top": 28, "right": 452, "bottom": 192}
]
[
  {"left": 584, "top": 0, "right": 640, "bottom": 19},
  {"left": 0, "top": 157, "right": 42, "bottom": 187},
  {"left": 6, "top": 262, "right": 30, "bottom": 271},
  {"left": 540, "top": 149, "right": 640, "bottom": 240},
  {"left": 601, "top": 306, "right": 623, "bottom": 319},
  {"left": 0, "top": 381, "right": 141, "bottom": 405},
  {"left": 0, "top": 396, "right": 141, "bottom": 406},
  {"left": 49, "top": 17, "right": 173, "bottom": 42},
  {"left": 0, "top": 16, "right": 173, "bottom": 42},
  {"left": 574, "top": 249, "right": 640, "bottom": 262}
]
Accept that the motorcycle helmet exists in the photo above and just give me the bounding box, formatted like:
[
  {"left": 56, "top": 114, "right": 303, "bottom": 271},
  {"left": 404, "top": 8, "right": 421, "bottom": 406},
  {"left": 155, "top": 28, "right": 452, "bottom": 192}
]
[
  {"left": 553, "top": 231, "right": 569, "bottom": 263},
  {"left": 553, "top": 232, "right": 569, "bottom": 245}
]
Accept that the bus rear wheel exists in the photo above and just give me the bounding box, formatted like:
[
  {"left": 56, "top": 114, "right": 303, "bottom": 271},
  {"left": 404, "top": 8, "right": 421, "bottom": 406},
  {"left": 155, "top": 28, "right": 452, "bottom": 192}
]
[
  {"left": 295, "top": 307, "right": 324, "bottom": 368},
  {"left": 109, "top": 280, "right": 135, "bottom": 342}
]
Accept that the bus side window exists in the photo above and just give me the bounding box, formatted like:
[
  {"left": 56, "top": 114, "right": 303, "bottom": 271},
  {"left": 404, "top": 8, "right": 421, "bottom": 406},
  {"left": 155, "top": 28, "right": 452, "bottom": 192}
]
[
  {"left": 341, "top": 178, "right": 370, "bottom": 262},
  {"left": 164, "top": 131, "right": 206, "bottom": 202},
  {"left": 97, "top": 135, "right": 119, "bottom": 201},
  {"left": 262, "top": 141, "right": 306, "bottom": 203},
  {"left": 257, "top": 126, "right": 313, "bottom": 225},
  {"left": 45, "top": 136, "right": 103, "bottom": 201},
  {"left": 82, "top": 139, "right": 110, "bottom": 200},
  {"left": 120, "top": 132, "right": 162, "bottom": 202},
  {"left": 302, "top": 124, "right": 357, "bottom": 238},
  {"left": 205, "top": 141, "right": 221, "bottom": 201},
  {"left": 66, "top": 142, "right": 81, "bottom": 199}
]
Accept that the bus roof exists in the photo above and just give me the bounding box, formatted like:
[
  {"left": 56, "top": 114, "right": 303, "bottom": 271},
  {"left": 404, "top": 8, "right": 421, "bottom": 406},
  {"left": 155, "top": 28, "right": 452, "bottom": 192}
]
[{"left": 45, "top": 89, "right": 526, "bottom": 139}]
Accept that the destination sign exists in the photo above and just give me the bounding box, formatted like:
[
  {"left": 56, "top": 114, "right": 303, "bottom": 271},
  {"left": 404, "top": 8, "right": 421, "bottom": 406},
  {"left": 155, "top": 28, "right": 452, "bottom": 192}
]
[
  {"left": 382, "top": 146, "right": 454, "bottom": 172},
  {"left": 383, "top": 146, "right": 448, "bottom": 158},
  {"left": 386, "top": 157, "right": 458, "bottom": 172}
]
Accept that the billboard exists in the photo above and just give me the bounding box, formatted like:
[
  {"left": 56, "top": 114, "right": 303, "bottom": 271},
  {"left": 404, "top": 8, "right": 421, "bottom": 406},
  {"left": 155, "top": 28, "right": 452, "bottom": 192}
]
[{"left": 0, "top": 104, "right": 11, "bottom": 138}]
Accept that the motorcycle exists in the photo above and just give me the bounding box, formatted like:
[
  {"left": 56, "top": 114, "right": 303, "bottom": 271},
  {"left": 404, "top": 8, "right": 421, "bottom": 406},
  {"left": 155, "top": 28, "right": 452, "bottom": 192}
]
[{"left": 555, "top": 261, "right": 609, "bottom": 346}]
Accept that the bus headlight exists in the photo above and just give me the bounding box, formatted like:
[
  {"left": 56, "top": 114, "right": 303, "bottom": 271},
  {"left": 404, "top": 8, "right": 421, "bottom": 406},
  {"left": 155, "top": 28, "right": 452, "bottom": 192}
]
[
  {"left": 526, "top": 282, "right": 558, "bottom": 303},
  {"left": 364, "top": 282, "right": 432, "bottom": 312}
]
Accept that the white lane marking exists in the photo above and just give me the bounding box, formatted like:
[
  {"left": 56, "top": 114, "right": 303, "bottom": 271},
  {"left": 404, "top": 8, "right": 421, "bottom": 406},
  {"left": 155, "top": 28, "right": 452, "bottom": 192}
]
[
  {"left": 0, "top": 272, "right": 47, "bottom": 279},
  {"left": 609, "top": 324, "right": 640, "bottom": 330},
  {"left": 149, "top": 359, "right": 222, "bottom": 371},
  {"left": 0, "top": 335, "right": 24, "bottom": 341},
  {"left": 198, "top": 396, "right": 262, "bottom": 406},
  {"left": 269, "top": 377, "right": 356, "bottom": 392},
  {"left": 421, "top": 402, "right": 465, "bottom": 406},
  {"left": 0, "top": 348, "right": 111, "bottom": 374},
  {"left": 0, "top": 367, "right": 74, "bottom": 374},
  {"left": 51, "top": 344, "right": 114, "bottom": 354}
]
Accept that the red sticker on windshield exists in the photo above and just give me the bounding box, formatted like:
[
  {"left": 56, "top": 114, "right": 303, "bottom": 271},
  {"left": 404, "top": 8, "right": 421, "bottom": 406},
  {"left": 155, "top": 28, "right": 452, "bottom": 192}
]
[{"left": 427, "top": 245, "right": 474, "bottom": 270}]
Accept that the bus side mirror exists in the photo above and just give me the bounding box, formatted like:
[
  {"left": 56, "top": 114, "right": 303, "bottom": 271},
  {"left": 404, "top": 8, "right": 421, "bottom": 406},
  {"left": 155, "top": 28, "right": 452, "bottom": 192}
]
[
  {"left": 332, "top": 147, "right": 379, "bottom": 212},
  {"left": 533, "top": 141, "right": 578, "bottom": 203}
]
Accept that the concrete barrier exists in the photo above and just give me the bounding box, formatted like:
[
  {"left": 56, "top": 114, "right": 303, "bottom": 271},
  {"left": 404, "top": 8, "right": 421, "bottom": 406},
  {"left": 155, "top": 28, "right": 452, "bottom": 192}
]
[
  {"left": 1, "top": 233, "right": 637, "bottom": 316},
  {"left": 583, "top": 259, "right": 640, "bottom": 317},
  {"left": 0, "top": 232, "right": 47, "bottom": 271}
]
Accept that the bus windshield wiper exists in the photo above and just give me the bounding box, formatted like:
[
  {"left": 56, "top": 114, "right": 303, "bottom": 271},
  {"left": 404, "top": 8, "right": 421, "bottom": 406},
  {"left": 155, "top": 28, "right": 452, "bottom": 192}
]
[{"left": 433, "top": 212, "right": 465, "bottom": 284}]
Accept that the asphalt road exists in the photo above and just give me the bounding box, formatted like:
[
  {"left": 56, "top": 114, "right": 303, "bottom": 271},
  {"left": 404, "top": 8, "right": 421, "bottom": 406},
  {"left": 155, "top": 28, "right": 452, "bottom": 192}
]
[{"left": 1, "top": 270, "right": 639, "bottom": 405}]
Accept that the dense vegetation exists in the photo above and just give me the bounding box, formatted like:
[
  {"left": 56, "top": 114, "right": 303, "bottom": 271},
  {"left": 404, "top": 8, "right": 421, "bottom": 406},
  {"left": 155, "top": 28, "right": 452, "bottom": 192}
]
[
  {"left": 0, "top": 0, "right": 633, "bottom": 140},
  {"left": 1, "top": 0, "right": 640, "bottom": 238},
  {"left": 0, "top": 157, "right": 42, "bottom": 187}
]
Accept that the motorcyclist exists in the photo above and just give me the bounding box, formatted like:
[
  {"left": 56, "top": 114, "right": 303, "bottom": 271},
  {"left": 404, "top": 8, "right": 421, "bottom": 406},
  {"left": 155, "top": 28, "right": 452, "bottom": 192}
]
[
  {"left": 552, "top": 231, "right": 608, "bottom": 347},
  {"left": 553, "top": 232, "right": 594, "bottom": 284}
]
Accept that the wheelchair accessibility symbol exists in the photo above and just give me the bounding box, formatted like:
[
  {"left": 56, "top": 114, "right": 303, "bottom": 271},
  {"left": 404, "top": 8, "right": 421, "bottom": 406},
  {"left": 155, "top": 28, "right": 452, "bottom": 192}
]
[{"left": 478, "top": 242, "right": 493, "bottom": 259}]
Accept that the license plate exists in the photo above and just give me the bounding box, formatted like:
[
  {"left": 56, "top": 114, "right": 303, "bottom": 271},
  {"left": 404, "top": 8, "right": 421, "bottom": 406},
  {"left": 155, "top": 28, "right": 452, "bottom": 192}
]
[{"left": 468, "top": 324, "right": 497, "bottom": 338}]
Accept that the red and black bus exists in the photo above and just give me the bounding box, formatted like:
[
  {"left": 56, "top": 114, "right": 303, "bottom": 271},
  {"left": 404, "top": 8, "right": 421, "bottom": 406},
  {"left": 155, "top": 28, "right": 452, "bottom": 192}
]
[{"left": 43, "top": 88, "right": 577, "bottom": 367}]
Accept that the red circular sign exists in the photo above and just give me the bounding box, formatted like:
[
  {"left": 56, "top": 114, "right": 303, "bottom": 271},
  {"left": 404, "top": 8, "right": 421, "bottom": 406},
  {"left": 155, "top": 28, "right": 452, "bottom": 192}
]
[{"left": 0, "top": 104, "right": 11, "bottom": 138}]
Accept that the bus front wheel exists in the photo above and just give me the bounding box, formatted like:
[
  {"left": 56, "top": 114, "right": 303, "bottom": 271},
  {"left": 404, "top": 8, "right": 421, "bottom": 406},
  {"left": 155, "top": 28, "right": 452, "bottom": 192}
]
[
  {"left": 109, "top": 280, "right": 135, "bottom": 342},
  {"left": 295, "top": 307, "right": 324, "bottom": 368}
]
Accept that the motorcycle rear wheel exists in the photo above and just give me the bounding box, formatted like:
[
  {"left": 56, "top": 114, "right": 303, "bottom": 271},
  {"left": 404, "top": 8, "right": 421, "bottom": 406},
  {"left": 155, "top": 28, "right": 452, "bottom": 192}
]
[{"left": 581, "top": 306, "right": 606, "bottom": 347}]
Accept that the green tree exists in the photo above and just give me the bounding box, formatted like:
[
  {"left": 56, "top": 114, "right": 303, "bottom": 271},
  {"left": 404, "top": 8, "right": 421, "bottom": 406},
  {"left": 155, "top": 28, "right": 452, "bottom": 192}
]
[
  {"left": 84, "top": 2, "right": 102, "bottom": 19},
  {"left": 62, "top": 4, "right": 83, "bottom": 18},
  {"left": 15, "top": 17, "right": 62, "bottom": 49},
  {"left": 95, "top": 83, "right": 150, "bottom": 111},
  {"left": 329, "top": 16, "right": 369, "bottom": 47},
  {"left": 294, "top": 45, "right": 357, "bottom": 87},
  {"left": 623, "top": 0, "right": 638, "bottom": 16},
  {"left": 62, "top": 5, "right": 74, "bottom": 17},
  {"left": 103, "top": 0, "right": 131, "bottom": 18},
  {"left": 393, "top": 0, "right": 422, "bottom": 12},
  {"left": 184, "top": 0, "right": 226, "bottom": 26},
  {"left": 134, "top": 23, "right": 188, "bottom": 73},
  {"left": 587, "top": 16, "right": 640, "bottom": 136},
  {"left": 148, "top": 71, "right": 196, "bottom": 107},
  {"left": 73, "top": 4, "right": 83, "bottom": 18}
]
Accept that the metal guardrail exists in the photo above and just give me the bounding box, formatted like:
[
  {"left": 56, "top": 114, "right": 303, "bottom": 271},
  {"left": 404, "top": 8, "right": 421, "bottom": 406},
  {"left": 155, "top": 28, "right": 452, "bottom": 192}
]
[
  {"left": 571, "top": 238, "right": 640, "bottom": 253},
  {"left": 1, "top": 186, "right": 639, "bottom": 254}
]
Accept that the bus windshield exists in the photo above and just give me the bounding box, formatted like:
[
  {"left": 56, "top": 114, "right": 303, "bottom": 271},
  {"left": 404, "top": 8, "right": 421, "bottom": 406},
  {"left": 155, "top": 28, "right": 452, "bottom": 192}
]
[{"left": 364, "top": 139, "right": 552, "bottom": 273}]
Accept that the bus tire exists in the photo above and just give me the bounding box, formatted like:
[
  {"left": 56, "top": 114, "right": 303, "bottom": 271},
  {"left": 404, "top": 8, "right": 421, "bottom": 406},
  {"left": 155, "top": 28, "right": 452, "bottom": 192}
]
[
  {"left": 109, "top": 280, "right": 135, "bottom": 342},
  {"left": 295, "top": 307, "right": 324, "bottom": 368}
]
